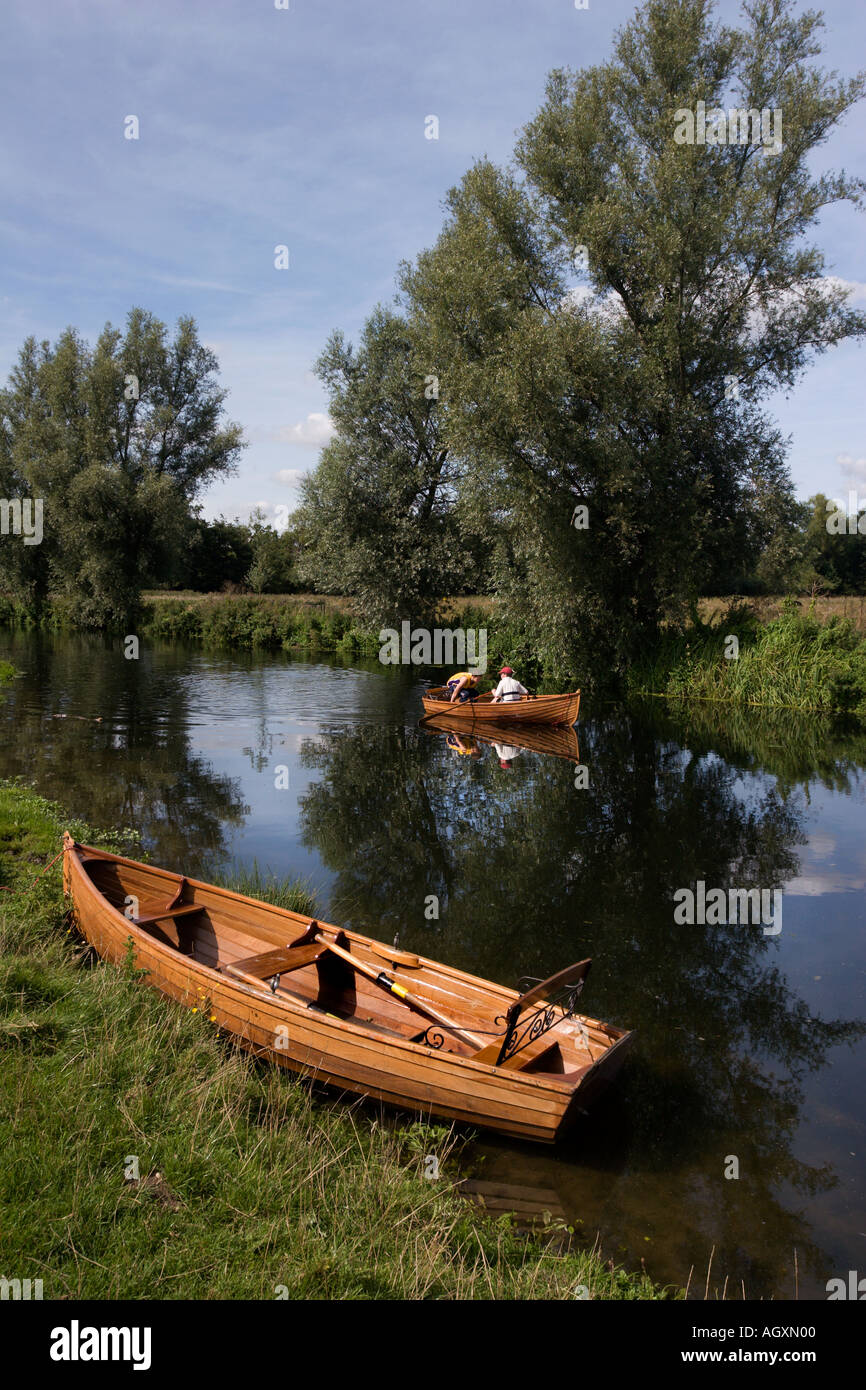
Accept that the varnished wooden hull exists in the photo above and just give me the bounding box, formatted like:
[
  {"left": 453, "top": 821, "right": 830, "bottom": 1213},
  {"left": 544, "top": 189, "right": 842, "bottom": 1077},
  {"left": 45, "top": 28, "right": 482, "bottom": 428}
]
[
  {"left": 422, "top": 688, "right": 581, "bottom": 727},
  {"left": 62, "top": 837, "right": 631, "bottom": 1143},
  {"left": 421, "top": 716, "right": 581, "bottom": 764}
]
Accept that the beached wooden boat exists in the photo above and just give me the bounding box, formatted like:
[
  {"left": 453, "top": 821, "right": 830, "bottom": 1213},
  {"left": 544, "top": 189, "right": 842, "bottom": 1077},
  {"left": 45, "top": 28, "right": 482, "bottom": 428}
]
[
  {"left": 422, "top": 687, "right": 580, "bottom": 727},
  {"left": 62, "top": 835, "right": 632, "bottom": 1143},
  {"left": 421, "top": 715, "right": 581, "bottom": 764}
]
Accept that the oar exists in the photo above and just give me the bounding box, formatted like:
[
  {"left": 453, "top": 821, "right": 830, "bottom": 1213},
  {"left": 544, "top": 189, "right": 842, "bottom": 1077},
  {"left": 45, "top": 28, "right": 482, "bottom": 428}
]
[{"left": 312, "top": 932, "right": 483, "bottom": 1049}]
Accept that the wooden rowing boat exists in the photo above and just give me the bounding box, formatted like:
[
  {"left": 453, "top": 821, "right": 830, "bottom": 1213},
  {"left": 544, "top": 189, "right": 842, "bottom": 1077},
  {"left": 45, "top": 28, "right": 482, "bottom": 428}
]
[
  {"left": 62, "top": 835, "right": 633, "bottom": 1143},
  {"left": 422, "top": 687, "right": 580, "bottom": 727},
  {"left": 421, "top": 715, "right": 581, "bottom": 764}
]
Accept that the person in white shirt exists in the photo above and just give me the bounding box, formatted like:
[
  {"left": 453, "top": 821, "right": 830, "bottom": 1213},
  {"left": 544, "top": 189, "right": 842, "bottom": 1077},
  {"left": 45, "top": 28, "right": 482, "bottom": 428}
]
[{"left": 491, "top": 666, "right": 528, "bottom": 703}]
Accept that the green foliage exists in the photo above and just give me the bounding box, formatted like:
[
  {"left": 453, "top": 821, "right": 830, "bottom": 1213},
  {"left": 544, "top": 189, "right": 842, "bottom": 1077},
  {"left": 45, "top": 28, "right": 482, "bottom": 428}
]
[
  {"left": 0, "top": 309, "right": 245, "bottom": 626},
  {"left": 140, "top": 593, "right": 379, "bottom": 654},
  {"left": 293, "top": 308, "right": 489, "bottom": 626},
  {"left": 244, "top": 508, "right": 299, "bottom": 594},
  {"left": 182, "top": 513, "right": 255, "bottom": 592},
  {"left": 800, "top": 493, "right": 866, "bottom": 595},
  {"left": 212, "top": 860, "right": 317, "bottom": 916},
  {"left": 630, "top": 606, "right": 866, "bottom": 714},
  {"left": 301, "top": 0, "right": 865, "bottom": 672}
]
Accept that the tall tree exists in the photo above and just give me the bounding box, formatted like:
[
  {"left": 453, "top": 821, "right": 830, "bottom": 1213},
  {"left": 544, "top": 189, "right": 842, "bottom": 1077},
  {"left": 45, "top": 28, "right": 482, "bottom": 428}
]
[
  {"left": 294, "top": 307, "right": 487, "bottom": 627},
  {"left": 0, "top": 309, "right": 244, "bottom": 625},
  {"left": 402, "top": 0, "right": 865, "bottom": 673}
]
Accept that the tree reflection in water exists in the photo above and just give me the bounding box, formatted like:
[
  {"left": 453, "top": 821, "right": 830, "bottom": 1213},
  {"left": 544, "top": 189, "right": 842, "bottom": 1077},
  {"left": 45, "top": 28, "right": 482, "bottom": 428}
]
[{"left": 298, "top": 705, "right": 865, "bottom": 1297}]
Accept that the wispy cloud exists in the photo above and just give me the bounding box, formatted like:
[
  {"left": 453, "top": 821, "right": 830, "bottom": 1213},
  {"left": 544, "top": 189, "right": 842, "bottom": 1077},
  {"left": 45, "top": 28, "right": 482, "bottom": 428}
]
[
  {"left": 837, "top": 454, "right": 866, "bottom": 488},
  {"left": 273, "top": 468, "right": 307, "bottom": 489},
  {"left": 271, "top": 413, "right": 335, "bottom": 447}
]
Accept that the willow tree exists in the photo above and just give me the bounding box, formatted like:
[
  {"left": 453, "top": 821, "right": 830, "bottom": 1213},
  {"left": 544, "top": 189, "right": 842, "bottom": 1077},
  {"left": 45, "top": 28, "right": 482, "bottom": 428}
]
[
  {"left": 403, "top": 0, "right": 865, "bottom": 674},
  {"left": 294, "top": 307, "right": 486, "bottom": 627},
  {"left": 0, "top": 309, "right": 244, "bottom": 625}
]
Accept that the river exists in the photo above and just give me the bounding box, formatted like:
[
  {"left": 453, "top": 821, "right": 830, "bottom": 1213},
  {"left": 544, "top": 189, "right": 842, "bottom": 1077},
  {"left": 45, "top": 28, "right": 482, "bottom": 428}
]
[{"left": 2, "top": 627, "right": 864, "bottom": 1299}]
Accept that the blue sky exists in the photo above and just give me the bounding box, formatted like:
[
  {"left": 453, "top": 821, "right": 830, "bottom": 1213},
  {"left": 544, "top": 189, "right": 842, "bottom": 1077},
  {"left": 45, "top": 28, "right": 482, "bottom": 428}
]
[{"left": 1, "top": 0, "right": 863, "bottom": 523}]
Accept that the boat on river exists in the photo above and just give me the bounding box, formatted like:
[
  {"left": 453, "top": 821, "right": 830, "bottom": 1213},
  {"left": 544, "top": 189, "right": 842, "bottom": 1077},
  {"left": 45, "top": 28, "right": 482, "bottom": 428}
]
[
  {"left": 63, "top": 835, "right": 633, "bottom": 1143},
  {"left": 421, "top": 715, "right": 581, "bottom": 764},
  {"left": 422, "top": 687, "right": 580, "bottom": 727}
]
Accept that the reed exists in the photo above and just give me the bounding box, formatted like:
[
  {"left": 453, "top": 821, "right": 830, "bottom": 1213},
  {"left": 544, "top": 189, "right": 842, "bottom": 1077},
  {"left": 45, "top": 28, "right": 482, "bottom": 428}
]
[
  {"left": 210, "top": 859, "right": 317, "bottom": 916},
  {"left": 629, "top": 603, "right": 866, "bottom": 715},
  {"left": 139, "top": 593, "right": 379, "bottom": 655}
]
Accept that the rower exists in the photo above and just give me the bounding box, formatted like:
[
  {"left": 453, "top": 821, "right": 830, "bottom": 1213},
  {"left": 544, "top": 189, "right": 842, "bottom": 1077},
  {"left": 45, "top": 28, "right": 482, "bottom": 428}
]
[
  {"left": 491, "top": 665, "right": 528, "bottom": 704},
  {"left": 445, "top": 670, "right": 480, "bottom": 704}
]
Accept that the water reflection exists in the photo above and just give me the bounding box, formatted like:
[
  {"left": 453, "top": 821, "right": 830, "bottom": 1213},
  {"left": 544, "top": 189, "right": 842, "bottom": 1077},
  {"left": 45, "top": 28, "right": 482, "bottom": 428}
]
[
  {"left": 421, "top": 715, "right": 581, "bottom": 765},
  {"left": 0, "top": 631, "right": 247, "bottom": 873},
  {"left": 298, "top": 711, "right": 865, "bottom": 1296}
]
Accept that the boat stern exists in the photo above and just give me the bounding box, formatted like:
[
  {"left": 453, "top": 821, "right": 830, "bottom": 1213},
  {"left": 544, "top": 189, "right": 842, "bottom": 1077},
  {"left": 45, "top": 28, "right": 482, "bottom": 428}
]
[{"left": 555, "top": 1027, "right": 635, "bottom": 1140}]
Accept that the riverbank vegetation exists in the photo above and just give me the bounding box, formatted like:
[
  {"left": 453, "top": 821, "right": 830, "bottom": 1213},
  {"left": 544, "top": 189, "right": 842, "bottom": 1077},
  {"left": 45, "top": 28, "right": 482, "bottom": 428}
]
[
  {"left": 4, "top": 586, "right": 866, "bottom": 716},
  {"left": 288, "top": 0, "right": 865, "bottom": 677},
  {"left": 0, "top": 780, "right": 671, "bottom": 1299},
  {"left": 629, "top": 603, "right": 866, "bottom": 717}
]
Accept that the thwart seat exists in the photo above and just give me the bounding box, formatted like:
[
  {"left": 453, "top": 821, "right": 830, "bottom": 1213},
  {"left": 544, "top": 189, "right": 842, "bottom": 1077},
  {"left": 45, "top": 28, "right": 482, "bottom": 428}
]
[
  {"left": 223, "top": 942, "right": 328, "bottom": 992},
  {"left": 132, "top": 901, "right": 204, "bottom": 927}
]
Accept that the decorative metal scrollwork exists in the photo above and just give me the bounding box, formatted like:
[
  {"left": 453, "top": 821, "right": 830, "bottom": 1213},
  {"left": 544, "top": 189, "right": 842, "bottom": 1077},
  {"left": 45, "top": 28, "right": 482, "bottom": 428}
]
[
  {"left": 493, "top": 979, "right": 587, "bottom": 1064},
  {"left": 416, "top": 1027, "right": 446, "bottom": 1050}
]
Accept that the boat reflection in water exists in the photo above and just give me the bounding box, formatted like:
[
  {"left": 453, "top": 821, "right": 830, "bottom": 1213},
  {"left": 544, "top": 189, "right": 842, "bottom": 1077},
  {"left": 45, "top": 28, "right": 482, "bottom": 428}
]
[{"left": 421, "top": 715, "right": 581, "bottom": 766}]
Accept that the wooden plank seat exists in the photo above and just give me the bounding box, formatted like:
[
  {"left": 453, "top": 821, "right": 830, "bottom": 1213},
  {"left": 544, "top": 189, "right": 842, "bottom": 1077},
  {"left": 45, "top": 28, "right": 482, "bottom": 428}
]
[
  {"left": 223, "top": 942, "right": 328, "bottom": 991},
  {"left": 132, "top": 901, "right": 205, "bottom": 927},
  {"left": 470, "top": 1038, "right": 563, "bottom": 1072}
]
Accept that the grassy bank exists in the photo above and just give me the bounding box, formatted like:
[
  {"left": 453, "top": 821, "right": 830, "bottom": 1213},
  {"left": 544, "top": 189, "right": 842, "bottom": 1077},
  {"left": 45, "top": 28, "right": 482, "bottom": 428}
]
[
  {"left": 139, "top": 592, "right": 379, "bottom": 654},
  {"left": 0, "top": 660, "right": 14, "bottom": 686},
  {"left": 629, "top": 603, "right": 866, "bottom": 716},
  {"left": 0, "top": 780, "right": 670, "bottom": 1300}
]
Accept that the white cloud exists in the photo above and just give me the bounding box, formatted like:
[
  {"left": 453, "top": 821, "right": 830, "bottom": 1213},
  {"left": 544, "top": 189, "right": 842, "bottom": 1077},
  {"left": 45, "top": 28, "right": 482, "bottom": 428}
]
[
  {"left": 273, "top": 412, "right": 335, "bottom": 447},
  {"left": 784, "top": 872, "right": 866, "bottom": 896},
  {"left": 273, "top": 469, "right": 306, "bottom": 489},
  {"left": 837, "top": 454, "right": 866, "bottom": 487},
  {"left": 822, "top": 276, "right": 866, "bottom": 303}
]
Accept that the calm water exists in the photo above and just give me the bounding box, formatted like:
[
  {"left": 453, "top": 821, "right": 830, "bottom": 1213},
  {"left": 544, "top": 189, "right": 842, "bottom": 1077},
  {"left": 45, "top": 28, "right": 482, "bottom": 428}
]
[{"left": 2, "top": 628, "right": 865, "bottom": 1299}]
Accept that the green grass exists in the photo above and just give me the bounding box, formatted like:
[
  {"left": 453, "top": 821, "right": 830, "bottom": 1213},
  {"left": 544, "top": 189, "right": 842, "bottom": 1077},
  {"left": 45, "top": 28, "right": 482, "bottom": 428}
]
[
  {"left": 629, "top": 602, "right": 866, "bottom": 716},
  {"left": 0, "top": 779, "right": 673, "bottom": 1300},
  {"left": 212, "top": 860, "right": 317, "bottom": 916},
  {"left": 140, "top": 593, "right": 380, "bottom": 655},
  {"left": 0, "top": 660, "right": 14, "bottom": 686}
]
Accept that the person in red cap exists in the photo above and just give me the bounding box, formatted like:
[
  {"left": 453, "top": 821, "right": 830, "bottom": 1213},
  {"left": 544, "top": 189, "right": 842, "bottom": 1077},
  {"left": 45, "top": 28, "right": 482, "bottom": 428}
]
[{"left": 491, "top": 666, "right": 528, "bottom": 704}]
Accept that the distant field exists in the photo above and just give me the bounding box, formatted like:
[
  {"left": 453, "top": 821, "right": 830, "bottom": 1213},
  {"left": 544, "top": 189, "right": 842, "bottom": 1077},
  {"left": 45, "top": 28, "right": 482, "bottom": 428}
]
[
  {"left": 142, "top": 590, "right": 354, "bottom": 610},
  {"left": 143, "top": 591, "right": 866, "bottom": 633},
  {"left": 699, "top": 594, "right": 866, "bottom": 634}
]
